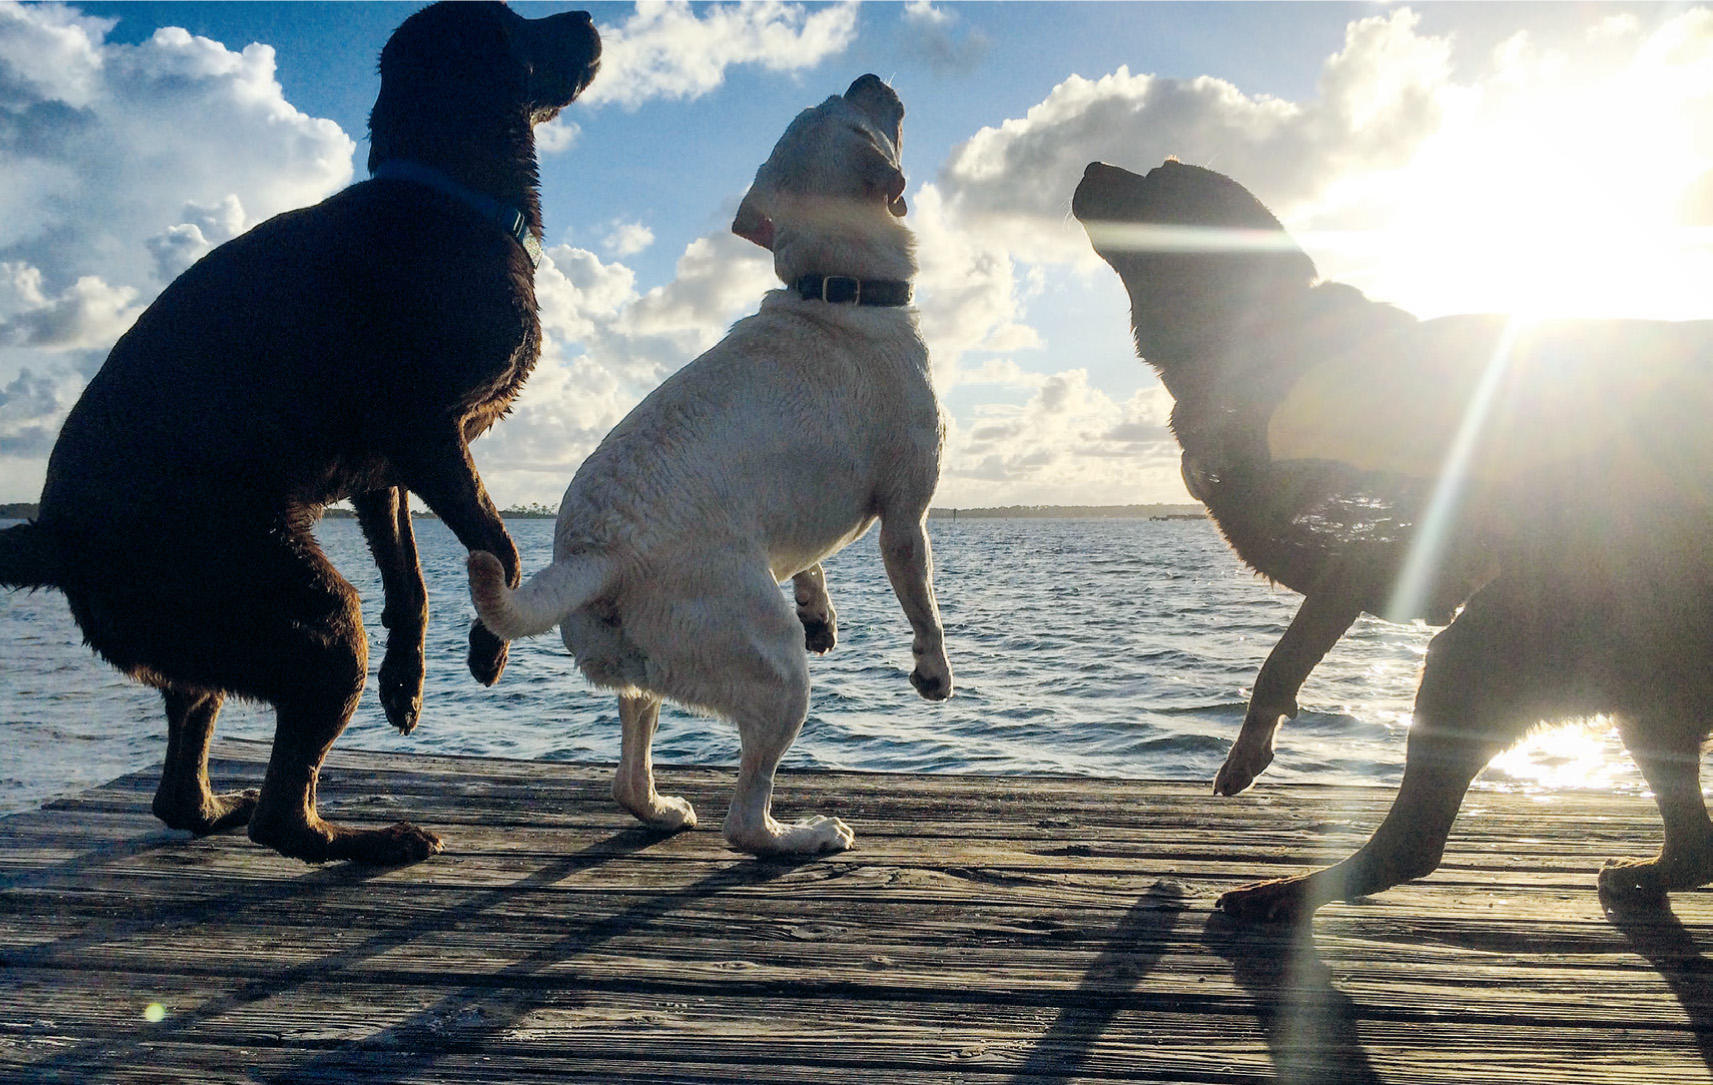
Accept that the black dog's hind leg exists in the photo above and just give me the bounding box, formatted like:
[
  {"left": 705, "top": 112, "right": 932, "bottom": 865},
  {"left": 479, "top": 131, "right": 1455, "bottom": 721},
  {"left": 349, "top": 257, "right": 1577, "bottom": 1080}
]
[
  {"left": 241, "top": 533, "right": 441, "bottom": 864},
  {"left": 355, "top": 487, "right": 427, "bottom": 733},
  {"left": 1600, "top": 713, "right": 1713, "bottom": 901},
  {"left": 1218, "top": 580, "right": 1544, "bottom": 921},
  {"left": 151, "top": 685, "right": 258, "bottom": 834}
]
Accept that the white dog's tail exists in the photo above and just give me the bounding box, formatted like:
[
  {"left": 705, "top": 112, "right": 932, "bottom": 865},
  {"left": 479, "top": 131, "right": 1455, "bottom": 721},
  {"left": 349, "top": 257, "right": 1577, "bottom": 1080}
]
[{"left": 467, "top": 550, "right": 613, "bottom": 640}]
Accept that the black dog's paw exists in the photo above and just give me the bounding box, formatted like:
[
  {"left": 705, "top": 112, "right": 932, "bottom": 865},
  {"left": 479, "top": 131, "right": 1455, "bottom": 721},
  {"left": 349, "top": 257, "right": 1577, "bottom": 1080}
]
[
  {"left": 379, "top": 655, "right": 424, "bottom": 734},
  {"left": 468, "top": 620, "right": 509, "bottom": 686},
  {"left": 802, "top": 617, "right": 837, "bottom": 654}
]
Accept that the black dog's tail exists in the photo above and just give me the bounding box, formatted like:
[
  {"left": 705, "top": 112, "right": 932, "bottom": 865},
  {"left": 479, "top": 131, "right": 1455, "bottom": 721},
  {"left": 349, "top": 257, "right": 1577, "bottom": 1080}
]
[{"left": 0, "top": 521, "right": 61, "bottom": 590}]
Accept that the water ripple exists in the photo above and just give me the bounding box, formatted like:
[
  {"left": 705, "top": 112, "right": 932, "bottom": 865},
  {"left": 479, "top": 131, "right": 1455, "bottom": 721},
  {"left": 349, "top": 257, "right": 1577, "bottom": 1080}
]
[{"left": 0, "top": 515, "right": 1658, "bottom": 813}]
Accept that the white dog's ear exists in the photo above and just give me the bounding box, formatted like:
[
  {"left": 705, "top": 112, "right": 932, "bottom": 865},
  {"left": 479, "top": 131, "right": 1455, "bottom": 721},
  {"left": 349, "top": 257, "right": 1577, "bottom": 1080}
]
[
  {"left": 732, "top": 189, "right": 775, "bottom": 251},
  {"left": 873, "top": 163, "right": 908, "bottom": 218},
  {"left": 857, "top": 143, "right": 908, "bottom": 218}
]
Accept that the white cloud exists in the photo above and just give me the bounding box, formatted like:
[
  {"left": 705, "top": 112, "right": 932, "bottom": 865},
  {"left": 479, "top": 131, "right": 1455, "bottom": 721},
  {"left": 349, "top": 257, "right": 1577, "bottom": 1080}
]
[
  {"left": 472, "top": 230, "right": 777, "bottom": 506},
  {"left": 911, "top": 6, "right": 1713, "bottom": 504},
  {"left": 601, "top": 219, "right": 656, "bottom": 258},
  {"left": 0, "top": 1, "right": 354, "bottom": 492},
  {"left": 936, "top": 372, "right": 1185, "bottom": 507},
  {"left": 581, "top": 0, "right": 859, "bottom": 109},
  {"left": 934, "top": 9, "right": 1454, "bottom": 269},
  {"left": 535, "top": 117, "right": 580, "bottom": 155},
  {"left": 898, "top": 1, "right": 988, "bottom": 77},
  {"left": 908, "top": 183, "right": 1041, "bottom": 391}
]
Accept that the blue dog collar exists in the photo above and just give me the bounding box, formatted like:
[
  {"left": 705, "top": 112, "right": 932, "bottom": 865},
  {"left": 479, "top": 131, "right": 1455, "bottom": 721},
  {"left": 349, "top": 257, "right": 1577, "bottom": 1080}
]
[{"left": 371, "top": 159, "right": 543, "bottom": 268}]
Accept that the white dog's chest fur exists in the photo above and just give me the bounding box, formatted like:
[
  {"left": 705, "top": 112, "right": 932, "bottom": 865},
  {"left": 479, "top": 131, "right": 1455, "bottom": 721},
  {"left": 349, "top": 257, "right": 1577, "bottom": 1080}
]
[{"left": 554, "top": 291, "right": 941, "bottom": 593}]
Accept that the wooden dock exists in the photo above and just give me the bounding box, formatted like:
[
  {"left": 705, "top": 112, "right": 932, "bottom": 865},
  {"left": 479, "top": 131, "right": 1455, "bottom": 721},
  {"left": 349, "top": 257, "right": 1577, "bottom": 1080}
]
[{"left": 2, "top": 739, "right": 1710, "bottom": 1084}]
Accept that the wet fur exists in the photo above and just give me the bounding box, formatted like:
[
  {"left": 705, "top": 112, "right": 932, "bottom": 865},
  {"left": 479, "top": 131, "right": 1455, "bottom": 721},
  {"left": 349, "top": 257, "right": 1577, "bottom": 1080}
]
[
  {"left": 468, "top": 76, "right": 953, "bottom": 858},
  {"left": 1074, "top": 159, "right": 1713, "bottom": 919},
  {"left": 0, "top": 2, "right": 600, "bottom": 864}
]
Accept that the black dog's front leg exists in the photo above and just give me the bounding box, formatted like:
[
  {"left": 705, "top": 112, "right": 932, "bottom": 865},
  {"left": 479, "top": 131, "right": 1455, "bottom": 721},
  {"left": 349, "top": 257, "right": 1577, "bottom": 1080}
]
[
  {"left": 354, "top": 487, "right": 428, "bottom": 733},
  {"left": 392, "top": 433, "right": 520, "bottom": 687},
  {"left": 1213, "top": 577, "right": 1366, "bottom": 796}
]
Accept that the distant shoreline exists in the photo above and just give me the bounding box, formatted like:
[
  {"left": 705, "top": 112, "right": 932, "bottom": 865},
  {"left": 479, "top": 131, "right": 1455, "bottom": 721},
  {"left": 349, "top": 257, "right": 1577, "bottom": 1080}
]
[
  {"left": 927, "top": 504, "right": 1204, "bottom": 521},
  {"left": 1, "top": 501, "right": 1208, "bottom": 522}
]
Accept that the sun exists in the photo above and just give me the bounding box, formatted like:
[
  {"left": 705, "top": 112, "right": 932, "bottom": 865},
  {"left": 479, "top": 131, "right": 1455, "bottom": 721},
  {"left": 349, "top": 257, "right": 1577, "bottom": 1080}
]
[{"left": 1301, "top": 30, "right": 1713, "bottom": 324}]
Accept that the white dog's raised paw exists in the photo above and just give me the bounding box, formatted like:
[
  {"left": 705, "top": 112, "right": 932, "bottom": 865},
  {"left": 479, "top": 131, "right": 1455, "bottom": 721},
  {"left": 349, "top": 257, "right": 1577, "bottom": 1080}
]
[
  {"left": 726, "top": 814, "right": 854, "bottom": 856},
  {"left": 910, "top": 654, "right": 953, "bottom": 701},
  {"left": 801, "top": 616, "right": 837, "bottom": 654}
]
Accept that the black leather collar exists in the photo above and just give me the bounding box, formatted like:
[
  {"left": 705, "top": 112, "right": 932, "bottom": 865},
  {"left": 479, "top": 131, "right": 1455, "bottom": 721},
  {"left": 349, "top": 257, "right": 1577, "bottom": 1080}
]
[{"left": 795, "top": 274, "right": 912, "bottom": 307}]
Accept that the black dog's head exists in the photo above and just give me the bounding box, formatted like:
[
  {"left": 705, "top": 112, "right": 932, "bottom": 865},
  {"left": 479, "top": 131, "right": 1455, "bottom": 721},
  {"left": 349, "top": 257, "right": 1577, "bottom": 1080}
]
[
  {"left": 368, "top": 2, "right": 601, "bottom": 173},
  {"left": 1073, "top": 160, "right": 1317, "bottom": 378}
]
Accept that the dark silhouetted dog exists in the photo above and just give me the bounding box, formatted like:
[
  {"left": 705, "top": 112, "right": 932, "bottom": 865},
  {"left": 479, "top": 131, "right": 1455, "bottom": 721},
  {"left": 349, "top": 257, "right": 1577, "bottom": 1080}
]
[
  {"left": 1074, "top": 158, "right": 1713, "bottom": 919},
  {"left": 0, "top": 2, "right": 600, "bottom": 864}
]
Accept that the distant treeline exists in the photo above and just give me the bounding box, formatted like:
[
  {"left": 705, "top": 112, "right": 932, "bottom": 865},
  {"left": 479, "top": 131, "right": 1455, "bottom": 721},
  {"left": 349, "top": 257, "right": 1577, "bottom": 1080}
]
[
  {"left": 321, "top": 503, "right": 560, "bottom": 519},
  {"left": 1, "top": 503, "right": 559, "bottom": 521},
  {"left": 4, "top": 501, "right": 1207, "bottom": 522},
  {"left": 928, "top": 504, "right": 1205, "bottom": 520}
]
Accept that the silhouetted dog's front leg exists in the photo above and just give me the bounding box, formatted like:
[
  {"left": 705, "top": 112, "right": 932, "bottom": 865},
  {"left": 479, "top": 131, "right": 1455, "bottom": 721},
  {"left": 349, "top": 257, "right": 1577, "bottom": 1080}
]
[
  {"left": 395, "top": 433, "right": 520, "bottom": 686},
  {"left": 1215, "top": 579, "right": 1365, "bottom": 796},
  {"left": 1219, "top": 581, "right": 1534, "bottom": 921},
  {"left": 354, "top": 487, "right": 428, "bottom": 733}
]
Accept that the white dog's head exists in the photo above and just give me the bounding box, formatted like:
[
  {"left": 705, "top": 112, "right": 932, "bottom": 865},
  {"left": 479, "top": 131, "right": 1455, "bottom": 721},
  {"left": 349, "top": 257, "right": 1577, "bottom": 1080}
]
[{"left": 732, "top": 74, "right": 915, "bottom": 285}]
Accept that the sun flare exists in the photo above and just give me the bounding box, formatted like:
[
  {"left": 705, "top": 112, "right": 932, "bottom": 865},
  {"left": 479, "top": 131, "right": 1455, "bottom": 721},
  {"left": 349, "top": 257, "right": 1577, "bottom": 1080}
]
[{"left": 1300, "top": 24, "right": 1713, "bottom": 323}]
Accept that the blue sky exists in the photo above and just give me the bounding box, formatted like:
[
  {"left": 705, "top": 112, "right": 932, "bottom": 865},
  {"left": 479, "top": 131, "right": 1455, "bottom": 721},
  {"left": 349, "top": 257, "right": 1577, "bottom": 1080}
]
[{"left": 4, "top": 1, "right": 1712, "bottom": 509}]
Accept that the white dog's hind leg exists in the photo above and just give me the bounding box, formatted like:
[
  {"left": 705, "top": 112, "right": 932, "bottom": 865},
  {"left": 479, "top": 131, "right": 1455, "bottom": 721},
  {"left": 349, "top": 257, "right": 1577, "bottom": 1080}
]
[
  {"left": 723, "top": 666, "right": 855, "bottom": 855},
  {"left": 613, "top": 692, "right": 697, "bottom": 831},
  {"left": 691, "top": 582, "right": 852, "bottom": 856}
]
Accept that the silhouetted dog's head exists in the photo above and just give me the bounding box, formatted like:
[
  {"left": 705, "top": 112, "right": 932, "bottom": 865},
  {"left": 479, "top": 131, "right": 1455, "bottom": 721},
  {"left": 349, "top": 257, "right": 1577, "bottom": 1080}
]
[
  {"left": 368, "top": 1, "right": 601, "bottom": 171},
  {"left": 1073, "top": 160, "right": 1317, "bottom": 373}
]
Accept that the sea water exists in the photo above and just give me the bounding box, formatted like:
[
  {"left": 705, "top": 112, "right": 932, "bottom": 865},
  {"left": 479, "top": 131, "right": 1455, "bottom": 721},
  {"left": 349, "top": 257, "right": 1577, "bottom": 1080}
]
[{"left": 0, "top": 515, "right": 1650, "bottom": 816}]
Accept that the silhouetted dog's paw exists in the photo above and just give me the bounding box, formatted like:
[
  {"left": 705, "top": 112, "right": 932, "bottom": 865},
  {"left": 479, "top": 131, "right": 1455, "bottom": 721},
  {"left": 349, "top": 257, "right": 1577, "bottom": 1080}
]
[
  {"left": 468, "top": 620, "right": 509, "bottom": 686},
  {"left": 1216, "top": 877, "right": 1314, "bottom": 924}
]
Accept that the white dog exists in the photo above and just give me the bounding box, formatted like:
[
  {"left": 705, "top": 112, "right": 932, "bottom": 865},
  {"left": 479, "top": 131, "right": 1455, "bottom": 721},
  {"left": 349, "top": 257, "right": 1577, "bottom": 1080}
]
[{"left": 467, "top": 75, "right": 953, "bottom": 856}]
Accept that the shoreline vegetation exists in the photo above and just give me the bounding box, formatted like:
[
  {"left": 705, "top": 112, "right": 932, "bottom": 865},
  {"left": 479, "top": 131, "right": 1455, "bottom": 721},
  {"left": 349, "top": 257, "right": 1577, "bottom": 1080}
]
[{"left": 0, "top": 501, "right": 1208, "bottom": 522}]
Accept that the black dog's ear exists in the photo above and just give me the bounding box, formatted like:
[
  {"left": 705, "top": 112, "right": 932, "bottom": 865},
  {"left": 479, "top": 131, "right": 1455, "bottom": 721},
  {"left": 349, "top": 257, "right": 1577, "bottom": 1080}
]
[{"left": 844, "top": 74, "right": 904, "bottom": 152}]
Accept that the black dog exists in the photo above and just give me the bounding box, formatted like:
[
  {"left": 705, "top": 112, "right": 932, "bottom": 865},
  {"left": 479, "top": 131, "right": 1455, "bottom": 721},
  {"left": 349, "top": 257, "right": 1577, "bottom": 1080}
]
[
  {"left": 0, "top": 3, "right": 599, "bottom": 864},
  {"left": 1074, "top": 159, "right": 1713, "bottom": 919}
]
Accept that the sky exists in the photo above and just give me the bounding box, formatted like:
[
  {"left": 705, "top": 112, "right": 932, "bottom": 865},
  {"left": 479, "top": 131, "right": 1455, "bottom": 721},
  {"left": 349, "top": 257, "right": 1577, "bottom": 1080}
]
[{"left": 3, "top": 1, "right": 1712, "bottom": 510}]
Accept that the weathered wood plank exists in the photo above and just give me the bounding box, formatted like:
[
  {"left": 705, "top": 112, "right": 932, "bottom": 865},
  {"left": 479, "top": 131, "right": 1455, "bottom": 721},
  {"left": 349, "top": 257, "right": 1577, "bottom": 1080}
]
[{"left": 1, "top": 738, "right": 1711, "bottom": 1084}]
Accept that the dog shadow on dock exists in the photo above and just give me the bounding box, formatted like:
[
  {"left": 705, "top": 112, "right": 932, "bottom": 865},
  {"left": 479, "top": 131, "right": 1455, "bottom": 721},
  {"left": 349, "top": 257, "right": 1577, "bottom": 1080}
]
[
  {"left": 1603, "top": 892, "right": 1713, "bottom": 1075},
  {"left": 1005, "top": 879, "right": 1194, "bottom": 1084},
  {"left": 14, "top": 803, "right": 816, "bottom": 1084},
  {"left": 1201, "top": 911, "right": 1383, "bottom": 1085}
]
